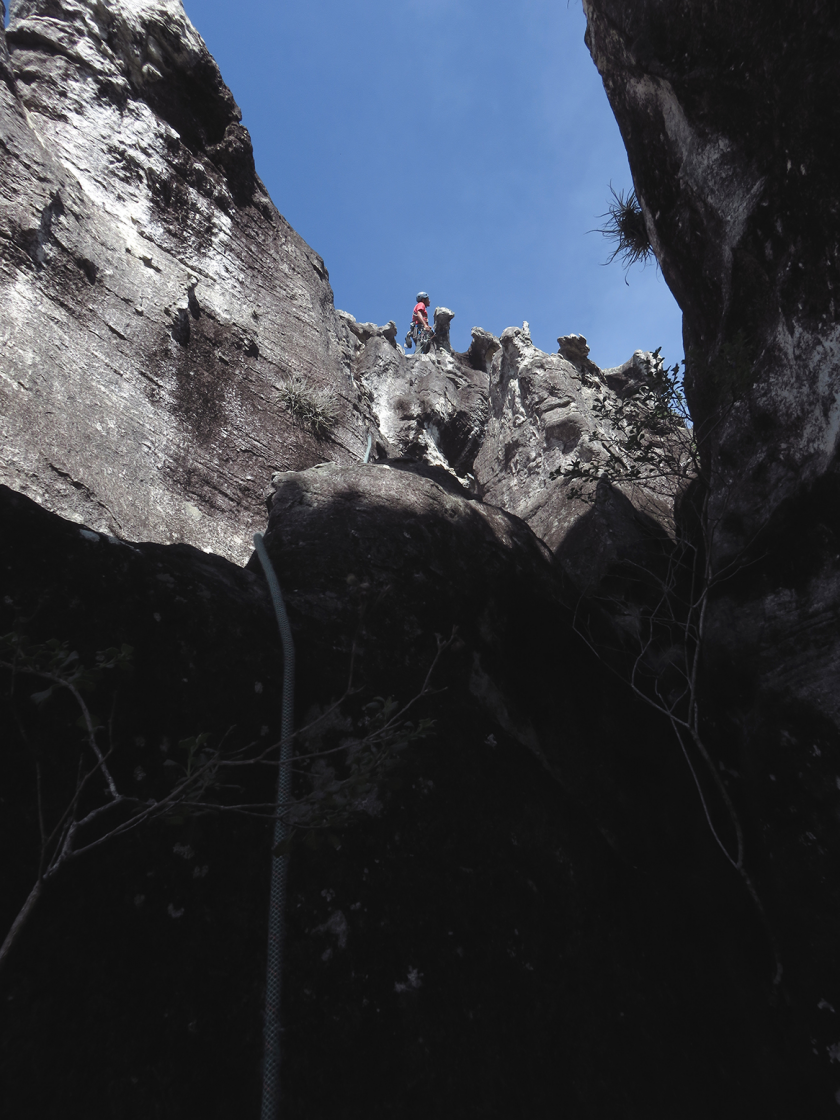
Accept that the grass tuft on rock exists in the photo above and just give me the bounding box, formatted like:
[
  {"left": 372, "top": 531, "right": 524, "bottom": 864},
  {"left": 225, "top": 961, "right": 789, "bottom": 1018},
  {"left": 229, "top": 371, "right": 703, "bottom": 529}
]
[
  {"left": 595, "top": 186, "right": 654, "bottom": 270},
  {"left": 276, "top": 375, "right": 338, "bottom": 437}
]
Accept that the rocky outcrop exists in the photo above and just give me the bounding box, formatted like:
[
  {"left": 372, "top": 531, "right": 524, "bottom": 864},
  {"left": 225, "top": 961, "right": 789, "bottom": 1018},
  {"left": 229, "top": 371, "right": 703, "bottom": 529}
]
[
  {"left": 353, "top": 335, "right": 490, "bottom": 482},
  {"left": 556, "top": 332, "right": 600, "bottom": 379},
  {"left": 337, "top": 308, "right": 398, "bottom": 348},
  {"left": 466, "top": 325, "right": 501, "bottom": 372},
  {"left": 473, "top": 323, "right": 686, "bottom": 589},
  {"left": 0, "top": 0, "right": 682, "bottom": 583},
  {"left": 0, "top": 0, "right": 376, "bottom": 563},
  {"left": 431, "top": 305, "right": 454, "bottom": 351},
  {"left": 5, "top": 0, "right": 840, "bottom": 1112},
  {"left": 584, "top": 0, "right": 840, "bottom": 1105},
  {"left": 344, "top": 307, "right": 686, "bottom": 602}
]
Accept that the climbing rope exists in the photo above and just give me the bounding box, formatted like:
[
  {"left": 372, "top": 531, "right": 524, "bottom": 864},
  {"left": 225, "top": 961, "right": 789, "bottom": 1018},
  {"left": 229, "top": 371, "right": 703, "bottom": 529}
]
[
  {"left": 254, "top": 532, "right": 296, "bottom": 1120},
  {"left": 363, "top": 432, "right": 373, "bottom": 464}
]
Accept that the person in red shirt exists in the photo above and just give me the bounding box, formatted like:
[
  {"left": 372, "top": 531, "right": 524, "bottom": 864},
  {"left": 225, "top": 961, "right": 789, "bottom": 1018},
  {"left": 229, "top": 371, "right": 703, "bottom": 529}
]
[
  {"left": 409, "top": 291, "right": 434, "bottom": 353},
  {"left": 413, "top": 292, "right": 431, "bottom": 329}
]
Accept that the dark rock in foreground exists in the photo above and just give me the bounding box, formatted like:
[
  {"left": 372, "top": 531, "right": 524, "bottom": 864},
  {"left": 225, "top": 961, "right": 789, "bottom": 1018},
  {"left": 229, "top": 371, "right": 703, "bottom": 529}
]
[
  {"left": 584, "top": 2, "right": 840, "bottom": 1107},
  {"left": 0, "top": 480, "right": 826, "bottom": 1117}
]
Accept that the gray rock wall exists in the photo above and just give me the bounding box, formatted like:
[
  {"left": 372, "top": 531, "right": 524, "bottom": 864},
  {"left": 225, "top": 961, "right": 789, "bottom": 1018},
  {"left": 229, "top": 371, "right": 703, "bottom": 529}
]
[
  {"left": 583, "top": 0, "right": 840, "bottom": 1101},
  {"left": 345, "top": 309, "right": 687, "bottom": 591},
  {"left": 0, "top": 0, "right": 681, "bottom": 577},
  {"left": 473, "top": 324, "right": 684, "bottom": 587},
  {"left": 0, "top": 0, "right": 375, "bottom": 562},
  {"left": 2, "top": 0, "right": 840, "bottom": 1112},
  {"left": 582, "top": 0, "right": 840, "bottom": 704}
]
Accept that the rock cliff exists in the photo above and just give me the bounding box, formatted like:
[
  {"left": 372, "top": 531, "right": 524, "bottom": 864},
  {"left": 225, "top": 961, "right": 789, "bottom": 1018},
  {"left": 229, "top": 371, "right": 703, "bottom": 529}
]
[
  {"left": 584, "top": 0, "right": 840, "bottom": 1105},
  {"left": 0, "top": 0, "right": 374, "bottom": 561},
  {"left": 0, "top": 0, "right": 679, "bottom": 571},
  {"left": 2, "top": 0, "right": 839, "bottom": 1116}
]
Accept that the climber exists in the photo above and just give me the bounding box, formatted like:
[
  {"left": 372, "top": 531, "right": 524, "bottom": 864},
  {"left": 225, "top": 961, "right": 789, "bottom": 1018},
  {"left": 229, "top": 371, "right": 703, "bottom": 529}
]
[{"left": 405, "top": 292, "right": 435, "bottom": 354}]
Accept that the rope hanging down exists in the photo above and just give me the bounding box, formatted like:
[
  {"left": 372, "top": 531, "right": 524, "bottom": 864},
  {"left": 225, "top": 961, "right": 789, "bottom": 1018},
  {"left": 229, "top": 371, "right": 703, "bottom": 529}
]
[{"left": 254, "top": 532, "right": 296, "bottom": 1120}]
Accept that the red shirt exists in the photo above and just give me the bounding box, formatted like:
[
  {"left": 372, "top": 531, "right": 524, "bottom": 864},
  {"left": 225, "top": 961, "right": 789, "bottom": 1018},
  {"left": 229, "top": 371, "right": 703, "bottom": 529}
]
[{"left": 413, "top": 301, "right": 430, "bottom": 327}]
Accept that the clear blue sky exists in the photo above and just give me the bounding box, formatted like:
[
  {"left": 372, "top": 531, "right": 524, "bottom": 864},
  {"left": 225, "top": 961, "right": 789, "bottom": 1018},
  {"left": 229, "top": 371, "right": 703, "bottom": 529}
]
[{"left": 8, "top": 1, "right": 684, "bottom": 369}]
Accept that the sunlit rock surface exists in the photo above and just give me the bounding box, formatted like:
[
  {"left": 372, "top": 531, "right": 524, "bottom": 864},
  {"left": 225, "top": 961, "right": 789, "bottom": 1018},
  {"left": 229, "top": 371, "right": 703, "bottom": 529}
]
[
  {"left": 351, "top": 312, "right": 686, "bottom": 592},
  {"left": 0, "top": 0, "right": 678, "bottom": 579},
  {"left": 0, "top": 0, "right": 373, "bottom": 562},
  {"left": 473, "top": 324, "right": 684, "bottom": 584}
]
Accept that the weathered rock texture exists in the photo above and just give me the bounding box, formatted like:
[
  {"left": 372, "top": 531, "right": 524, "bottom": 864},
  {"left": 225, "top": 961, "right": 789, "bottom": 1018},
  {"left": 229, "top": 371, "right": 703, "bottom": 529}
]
[
  {"left": 0, "top": 0, "right": 683, "bottom": 583},
  {"left": 0, "top": 0, "right": 376, "bottom": 562},
  {"left": 353, "top": 332, "right": 490, "bottom": 482},
  {"left": 474, "top": 325, "right": 685, "bottom": 587},
  {"left": 3, "top": 0, "right": 840, "bottom": 1114},
  {"left": 347, "top": 311, "right": 687, "bottom": 597},
  {"left": 584, "top": 0, "right": 840, "bottom": 1105}
]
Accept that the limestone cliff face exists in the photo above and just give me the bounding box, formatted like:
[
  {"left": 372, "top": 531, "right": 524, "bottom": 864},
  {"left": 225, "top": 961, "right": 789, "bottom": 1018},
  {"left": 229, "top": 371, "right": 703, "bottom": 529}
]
[
  {"left": 0, "top": 0, "right": 374, "bottom": 561},
  {"left": 0, "top": 0, "right": 680, "bottom": 575},
  {"left": 583, "top": 0, "right": 840, "bottom": 717},
  {"left": 584, "top": 0, "right": 840, "bottom": 1099},
  {"left": 4, "top": 1, "right": 839, "bottom": 1115}
]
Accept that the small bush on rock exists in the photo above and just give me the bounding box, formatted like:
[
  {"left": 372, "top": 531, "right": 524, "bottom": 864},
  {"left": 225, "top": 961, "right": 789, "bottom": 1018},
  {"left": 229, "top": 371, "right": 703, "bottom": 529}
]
[
  {"left": 595, "top": 186, "right": 654, "bottom": 270},
  {"left": 276, "top": 376, "right": 338, "bottom": 437}
]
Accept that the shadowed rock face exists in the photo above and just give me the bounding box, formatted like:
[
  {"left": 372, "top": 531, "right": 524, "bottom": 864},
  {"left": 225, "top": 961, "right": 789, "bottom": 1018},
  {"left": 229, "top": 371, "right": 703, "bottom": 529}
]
[
  {"left": 582, "top": 0, "right": 840, "bottom": 583},
  {"left": 584, "top": 0, "right": 840, "bottom": 1103},
  {"left": 1, "top": 478, "right": 822, "bottom": 1118}
]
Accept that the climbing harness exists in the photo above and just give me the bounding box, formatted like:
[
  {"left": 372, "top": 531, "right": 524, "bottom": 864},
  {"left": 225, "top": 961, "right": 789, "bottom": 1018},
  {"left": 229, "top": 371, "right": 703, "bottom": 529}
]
[
  {"left": 253, "top": 532, "right": 296, "bottom": 1120},
  {"left": 405, "top": 322, "right": 434, "bottom": 354}
]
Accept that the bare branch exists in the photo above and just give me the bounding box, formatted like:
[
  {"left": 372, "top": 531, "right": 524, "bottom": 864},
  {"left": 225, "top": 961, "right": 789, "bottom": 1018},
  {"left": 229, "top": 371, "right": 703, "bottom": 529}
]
[{"left": 0, "top": 662, "right": 120, "bottom": 800}]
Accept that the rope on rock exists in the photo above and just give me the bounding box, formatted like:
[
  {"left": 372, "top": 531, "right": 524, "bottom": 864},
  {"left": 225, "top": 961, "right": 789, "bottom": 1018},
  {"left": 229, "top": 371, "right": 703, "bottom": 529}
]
[
  {"left": 363, "top": 432, "right": 373, "bottom": 463},
  {"left": 254, "top": 531, "right": 295, "bottom": 1120}
]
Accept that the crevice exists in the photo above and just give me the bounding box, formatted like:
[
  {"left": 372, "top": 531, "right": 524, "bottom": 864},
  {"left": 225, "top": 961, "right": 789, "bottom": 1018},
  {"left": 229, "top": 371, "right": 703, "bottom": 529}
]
[
  {"left": 47, "top": 463, "right": 124, "bottom": 529},
  {"left": 172, "top": 308, "right": 190, "bottom": 347},
  {"left": 25, "top": 191, "right": 63, "bottom": 269}
]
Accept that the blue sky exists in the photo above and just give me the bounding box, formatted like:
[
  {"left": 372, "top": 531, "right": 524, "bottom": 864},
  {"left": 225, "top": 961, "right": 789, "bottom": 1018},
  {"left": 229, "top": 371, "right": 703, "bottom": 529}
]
[{"left": 7, "top": 0, "right": 684, "bottom": 369}]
